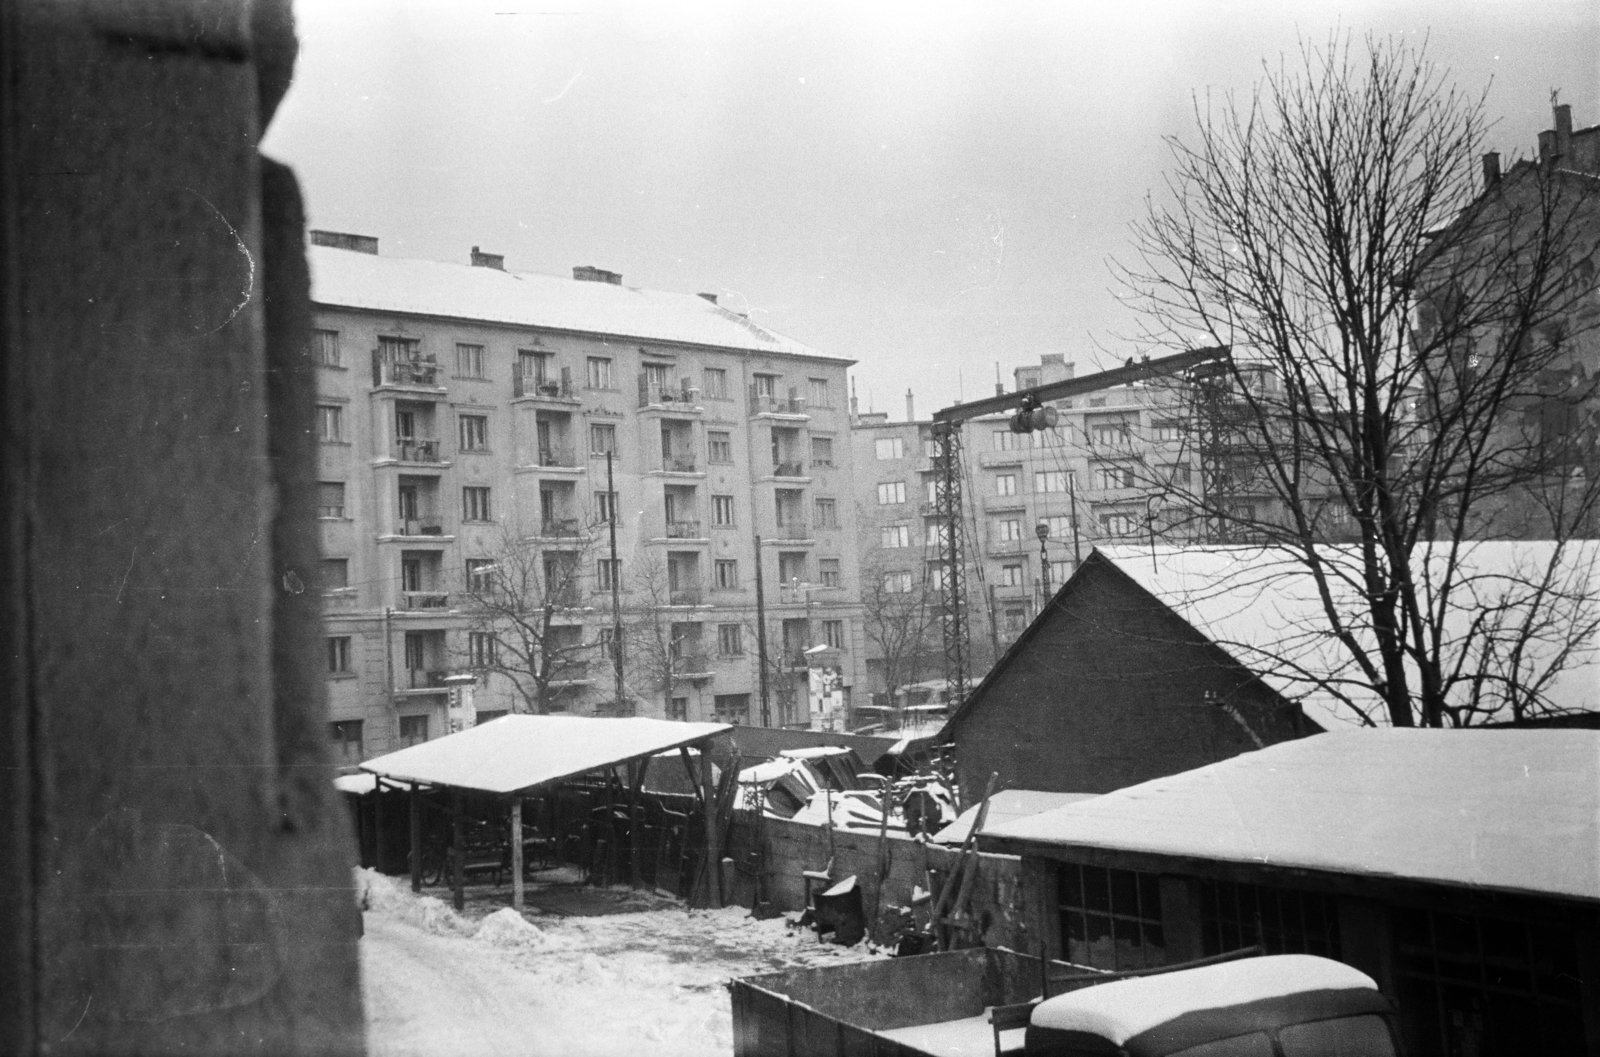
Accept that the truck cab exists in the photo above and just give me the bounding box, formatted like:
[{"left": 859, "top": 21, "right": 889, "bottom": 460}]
[{"left": 1026, "top": 954, "right": 1399, "bottom": 1057}]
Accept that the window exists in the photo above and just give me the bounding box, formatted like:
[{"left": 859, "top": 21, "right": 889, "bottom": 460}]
[
  {"left": 327, "top": 636, "right": 351, "bottom": 674},
  {"left": 465, "top": 558, "right": 496, "bottom": 594},
  {"left": 596, "top": 558, "right": 621, "bottom": 591},
  {"left": 925, "top": 560, "right": 949, "bottom": 590},
  {"left": 1089, "top": 418, "right": 1131, "bottom": 446},
  {"left": 717, "top": 624, "right": 743, "bottom": 656},
  {"left": 708, "top": 431, "right": 732, "bottom": 463},
  {"left": 667, "top": 697, "right": 689, "bottom": 722},
  {"left": 317, "top": 404, "right": 344, "bottom": 442},
  {"left": 330, "top": 720, "right": 363, "bottom": 763},
  {"left": 712, "top": 495, "right": 735, "bottom": 526},
  {"left": 808, "top": 378, "right": 830, "bottom": 408},
  {"left": 586, "top": 356, "right": 613, "bottom": 389},
  {"left": 1101, "top": 513, "right": 1138, "bottom": 536},
  {"left": 1043, "top": 515, "right": 1071, "bottom": 539},
  {"left": 1058, "top": 864, "right": 1165, "bottom": 971},
  {"left": 877, "top": 481, "right": 906, "bottom": 505},
  {"left": 455, "top": 343, "right": 485, "bottom": 379},
  {"left": 752, "top": 373, "right": 777, "bottom": 398},
  {"left": 462, "top": 486, "right": 491, "bottom": 522},
  {"left": 468, "top": 631, "right": 497, "bottom": 668},
  {"left": 882, "top": 571, "right": 913, "bottom": 594},
  {"left": 317, "top": 482, "right": 346, "bottom": 519},
  {"left": 714, "top": 559, "right": 738, "bottom": 589},
  {"left": 594, "top": 490, "right": 618, "bottom": 524},
  {"left": 713, "top": 694, "right": 749, "bottom": 724},
  {"left": 311, "top": 328, "right": 341, "bottom": 367},
  {"left": 1003, "top": 606, "right": 1028, "bottom": 633},
  {"left": 518, "top": 349, "right": 551, "bottom": 387},
  {"left": 589, "top": 423, "right": 616, "bottom": 456},
  {"left": 924, "top": 438, "right": 939, "bottom": 459},
  {"left": 881, "top": 524, "right": 911, "bottom": 548},
  {"left": 459, "top": 414, "right": 489, "bottom": 452},
  {"left": 926, "top": 477, "right": 938, "bottom": 504},
  {"left": 993, "top": 430, "right": 1021, "bottom": 451},
  {"left": 995, "top": 474, "right": 1017, "bottom": 497},
  {"left": 819, "top": 558, "right": 841, "bottom": 588},
  {"left": 398, "top": 715, "right": 429, "bottom": 747},
  {"left": 875, "top": 437, "right": 905, "bottom": 460},
  {"left": 703, "top": 368, "right": 728, "bottom": 399},
  {"left": 1198, "top": 880, "right": 1340, "bottom": 959},
  {"left": 1151, "top": 419, "right": 1182, "bottom": 442},
  {"left": 1050, "top": 558, "right": 1073, "bottom": 584},
  {"left": 1163, "top": 463, "right": 1192, "bottom": 486},
  {"left": 927, "top": 520, "right": 949, "bottom": 547},
  {"left": 1035, "top": 470, "right": 1069, "bottom": 493},
  {"left": 394, "top": 407, "right": 416, "bottom": 441},
  {"left": 321, "top": 558, "right": 349, "bottom": 590},
  {"left": 1001, "top": 564, "right": 1022, "bottom": 587},
  {"left": 810, "top": 436, "right": 834, "bottom": 466},
  {"left": 777, "top": 552, "right": 807, "bottom": 583},
  {"left": 814, "top": 497, "right": 838, "bottom": 528},
  {"left": 823, "top": 619, "right": 844, "bottom": 649},
  {"left": 1094, "top": 465, "right": 1136, "bottom": 490},
  {"left": 996, "top": 518, "right": 1022, "bottom": 542},
  {"left": 597, "top": 627, "right": 618, "bottom": 661}
]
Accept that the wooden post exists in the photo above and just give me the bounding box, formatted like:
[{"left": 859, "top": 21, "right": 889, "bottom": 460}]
[
  {"left": 628, "top": 757, "right": 649, "bottom": 889},
  {"left": 373, "top": 777, "right": 385, "bottom": 872},
  {"left": 700, "top": 745, "right": 722, "bottom": 909},
  {"left": 510, "top": 796, "right": 524, "bottom": 912},
  {"left": 451, "top": 788, "right": 465, "bottom": 912},
  {"left": 409, "top": 783, "right": 422, "bottom": 892}
]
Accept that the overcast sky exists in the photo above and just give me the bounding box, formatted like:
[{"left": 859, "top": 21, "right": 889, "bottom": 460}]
[{"left": 263, "top": 0, "right": 1599, "bottom": 418}]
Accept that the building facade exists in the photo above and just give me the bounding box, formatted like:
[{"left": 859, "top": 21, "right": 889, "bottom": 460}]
[{"left": 311, "top": 233, "right": 864, "bottom": 762}]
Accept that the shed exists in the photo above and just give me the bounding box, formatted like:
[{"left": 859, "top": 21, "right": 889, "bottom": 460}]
[{"left": 980, "top": 729, "right": 1600, "bottom": 1056}]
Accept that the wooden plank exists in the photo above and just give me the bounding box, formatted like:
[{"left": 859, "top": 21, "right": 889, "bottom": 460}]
[
  {"left": 452, "top": 788, "right": 465, "bottom": 911},
  {"left": 410, "top": 783, "right": 423, "bottom": 892},
  {"left": 511, "top": 797, "right": 524, "bottom": 911}
]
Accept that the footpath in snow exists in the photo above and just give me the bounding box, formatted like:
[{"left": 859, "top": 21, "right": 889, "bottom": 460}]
[{"left": 357, "top": 867, "right": 883, "bottom": 1057}]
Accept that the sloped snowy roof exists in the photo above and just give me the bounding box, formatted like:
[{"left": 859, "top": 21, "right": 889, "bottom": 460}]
[
  {"left": 360, "top": 714, "right": 731, "bottom": 795},
  {"left": 1095, "top": 541, "right": 1600, "bottom": 729},
  {"left": 983, "top": 729, "right": 1600, "bottom": 903},
  {"left": 930, "top": 789, "right": 1099, "bottom": 845},
  {"left": 309, "top": 245, "right": 846, "bottom": 361}
]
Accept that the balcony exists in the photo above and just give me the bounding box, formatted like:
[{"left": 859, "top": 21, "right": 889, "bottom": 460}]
[
  {"left": 666, "top": 520, "right": 704, "bottom": 539},
  {"left": 638, "top": 376, "right": 703, "bottom": 410},
  {"left": 548, "top": 660, "right": 595, "bottom": 687},
  {"left": 780, "top": 650, "right": 810, "bottom": 671},
  {"left": 513, "top": 372, "right": 579, "bottom": 401},
  {"left": 534, "top": 518, "right": 582, "bottom": 539},
  {"left": 391, "top": 438, "right": 444, "bottom": 464},
  {"left": 672, "top": 654, "right": 714, "bottom": 680},
  {"left": 536, "top": 446, "right": 579, "bottom": 469},
  {"left": 772, "top": 461, "right": 807, "bottom": 478},
  {"left": 748, "top": 389, "right": 808, "bottom": 417},
  {"left": 401, "top": 591, "right": 451, "bottom": 610},
  {"left": 661, "top": 455, "right": 699, "bottom": 474},
  {"left": 405, "top": 668, "right": 450, "bottom": 689},
  {"left": 667, "top": 587, "right": 704, "bottom": 607},
  {"left": 395, "top": 519, "right": 447, "bottom": 537},
  {"left": 373, "top": 356, "right": 444, "bottom": 390},
  {"left": 772, "top": 520, "right": 810, "bottom": 540}
]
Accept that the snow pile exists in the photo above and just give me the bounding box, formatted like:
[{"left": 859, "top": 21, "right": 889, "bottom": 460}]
[
  {"left": 475, "top": 907, "right": 548, "bottom": 949},
  {"left": 357, "top": 868, "right": 476, "bottom": 937}
]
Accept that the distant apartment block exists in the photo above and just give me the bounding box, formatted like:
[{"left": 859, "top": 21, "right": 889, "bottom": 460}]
[{"left": 311, "top": 233, "right": 863, "bottom": 762}]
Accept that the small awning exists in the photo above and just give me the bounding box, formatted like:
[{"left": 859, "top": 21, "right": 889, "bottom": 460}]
[{"left": 360, "top": 714, "right": 732, "bottom": 795}]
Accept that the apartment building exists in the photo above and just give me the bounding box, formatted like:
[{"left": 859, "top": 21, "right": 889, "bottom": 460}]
[
  {"left": 311, "top": 233, "right": 863, "bottom": 762},
  {"left": 850, "top": 355, "right": 1208, "bottom": 704}
]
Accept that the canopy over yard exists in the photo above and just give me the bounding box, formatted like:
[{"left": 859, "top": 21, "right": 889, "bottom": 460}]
[
  {"left": 982, "top": 729, "right": 1600, "bottom": 904},
  {"left": 360, "top": 714, "right": 731, "bottom": 795}
]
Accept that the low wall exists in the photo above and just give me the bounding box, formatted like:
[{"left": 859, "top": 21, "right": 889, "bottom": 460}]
[{"left": 725, "top": 811, "right": 1039, "bottom": 952}]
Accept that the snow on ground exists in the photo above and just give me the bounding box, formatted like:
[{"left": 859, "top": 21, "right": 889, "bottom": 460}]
[{"left": 357, "top": 867, "right": 883, "bottom": 1057}]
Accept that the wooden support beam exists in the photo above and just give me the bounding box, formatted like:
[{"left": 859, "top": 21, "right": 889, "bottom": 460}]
[
  {"left": 451, "top": 788, "right": 465, "bottom": 912},
  {"left": 409, "top": 783, "right": 423, "bottom": 892},
  {"left": 628, "top": 757, "right": 649, "bottom": 889},
  {"left": 701, "top": 746, "right": 722, "bottom": 909},
  {"left": 510, "top": 797, "right": 524, "bottom": 912},
  {"left": 373, "top": 778, "right": 385, "bottom": 873},
  {"left": 679, "top": 746, "right": 704, "bottom": 804}
]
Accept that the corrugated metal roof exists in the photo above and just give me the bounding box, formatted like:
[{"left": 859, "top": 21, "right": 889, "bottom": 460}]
[
  {"left": 309, "top": 246, "right": 847, "bottom": 361},
  {"left": 984, "top": 729, "right": 1600, "bottom": 903},
  {"left": 360, "top": 714, "right": 731, "bottom": 795},
  {"left": 1096, "top": 542, "right": 1600, "bottom": 729}
]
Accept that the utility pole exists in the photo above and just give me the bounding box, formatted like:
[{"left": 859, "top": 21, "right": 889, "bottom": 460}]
[
  {"left": 1036, "top": 520, "right": 1052, "bottom": 604},
  {"left": 1067, "top": 473, "right": 1083, "bottom": 567},
  {"left": 606, "top": 452, "right": 626, "bottom": 714},
  {"left": 754, "top": 533, "right": 771, "bottom": 727}
]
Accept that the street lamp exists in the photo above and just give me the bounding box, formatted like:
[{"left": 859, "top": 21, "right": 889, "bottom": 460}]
[{"left": 1036, "top": 520, "right": 1052, "bottom": 601}]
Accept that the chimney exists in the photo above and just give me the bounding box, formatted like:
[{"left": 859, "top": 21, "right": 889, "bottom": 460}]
[
  {"left": 1556, "top": 102, "right": 1574, "bottom": 144},
  {"left": 470, "top": 246, "right": 504, "bottom": 270},
  {"left": 906, "top": 389, "right": 915, "bottom": 422},
  {"left": 850, "top": 377, "right": 859, "bottom": 421},
  {"left": 697, "top": 292, "right": 718, "bottom": 304},
  {"left": 309, "top": 229, "right": 379, "bottom": 254},
  {"left": 572, "top": 265, "right": 622, "bottom": 285},
  {"left": 1482, "top": 152, "right": 1501, "bottom": 190}
]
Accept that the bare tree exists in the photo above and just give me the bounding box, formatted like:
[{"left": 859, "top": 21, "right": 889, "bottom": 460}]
[
  {"left": 860, "top": 551, "right": 943, "bottom": 725},
  {"left": 1119, "top": 34, "right": 1600, "bottom": 727},
  {"left": 459, "top": 522, "right": 598, "bottom": 714}
]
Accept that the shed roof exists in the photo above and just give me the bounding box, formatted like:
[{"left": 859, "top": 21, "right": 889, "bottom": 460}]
[
  {"left": 360, "top": 714, "right": 731, "bottom": 795},
  {"left": 930, "top": 789, "right": 1100, "bottom": 846},
  {"left": 1094, "top": 542, "right": 1600, "bottom": 729},
  {"left": 309, "top": 245, "right": 847, "bottom": 362},
  {"left": 982, "top": 729, "right": 1600, "bottom": 904}
]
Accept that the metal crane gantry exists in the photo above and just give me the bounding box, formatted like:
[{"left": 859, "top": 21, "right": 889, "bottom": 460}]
[{"left": 928, "top": 346, "right": 1231, "bottom": 709}]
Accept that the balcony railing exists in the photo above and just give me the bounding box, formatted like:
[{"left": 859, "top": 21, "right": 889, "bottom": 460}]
[
  {"left": 373, "top": 355, "right": 442, "bottom": 388},
  {"left": 772, "top": 461, "right": 806, "bottom": 478},
  {"left": 401, "top": 591, "right": 450, "bottom": 610},
  {"left": 667, "top": 587, "right": 703, "bottom": 607},
  {"left": 536, "top": 518, "right": 581, "bottom": 538},
  {"left": 773, "top": 520, "right": 809, "bottom": 538},
  {"left": 406, "top": 668, "right": 449, "bottom": 689},
  {"left": 662, "top": 455, "right": 698, "bottom": 473},
  {"left": 672, "top": 654, "right": 712, "bottom": 676},
  {"left": 666, "top": 519, "right": 703, "bottom": 538},
  {"left": 748, "top": 389, "right": 807, "bottom": 415},
  {"left": 514, "top": 372, "right": 577, "bottom": 400},
  {"left": 537, "top": 446, "right": 578, "bottom": 468},
  {"left": 392, "top": 438, "right": 442, "bottom": 463},
  {"left": 396, "top": 519, "right": 446, "bottom": 537},
  {"left": 780, "top": 650, "right": 810, "bottom": 670},
  {"left": 638, "top": 376, "right": 701, "bottom": 409}
]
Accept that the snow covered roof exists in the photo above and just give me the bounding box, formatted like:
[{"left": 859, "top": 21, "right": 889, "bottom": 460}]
[
  {"left": 1095, "top": 542, "right": 1600, "bottom": 729},
  {"left": 930, "top": 789, "right": 1099, "bottom": 846},
  {"left": 360, "top": 714, "right": 731, "bottom": 795},
  {"left": 983, "top": 729, "right": 1600, "bottom": 904},
  {"left": 309, "top": 245, "right": 847, "bottom": 362},
  {"left": 1031, "top": 955, "right": 1380, "bottom": 1043}
]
